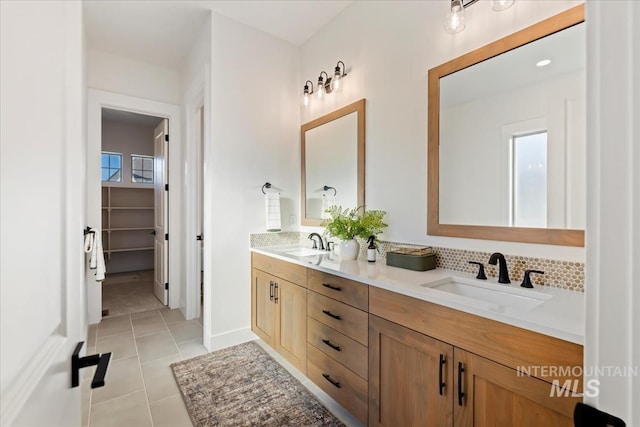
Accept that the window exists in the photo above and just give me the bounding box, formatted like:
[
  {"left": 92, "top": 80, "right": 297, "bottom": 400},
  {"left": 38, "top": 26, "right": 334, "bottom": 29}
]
[
  {"left": 131, "top": 154, "right": 154, "bottom": 183},
  {"left": 101, "top": 152, "right": 122, "bottom": 182},
  {"left": 511, "top": 131, "right": 547, "bottom": 227}
]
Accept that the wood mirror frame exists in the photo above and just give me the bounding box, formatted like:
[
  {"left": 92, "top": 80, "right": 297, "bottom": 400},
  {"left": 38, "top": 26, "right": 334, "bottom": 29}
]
[
  {"left": 427, "top": 5, "right": 585, "bottom": 247},
  {"left": 301, "top": 99, "right": 366, "bottom": 226}
]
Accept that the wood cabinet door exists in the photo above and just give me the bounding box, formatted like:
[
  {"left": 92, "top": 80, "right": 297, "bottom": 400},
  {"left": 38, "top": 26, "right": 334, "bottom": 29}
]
[
  {"left": 369, "top": 315, "right": 454, "bottom": 427},
  {"left": 275, "top": 279, "right": 307, "bottom": 373},
  {"left": 454, "top": 349, "right": 579, "bottom": 427},
  {"left": 251, "top": 269, "right": 276, "bottom": 347}
]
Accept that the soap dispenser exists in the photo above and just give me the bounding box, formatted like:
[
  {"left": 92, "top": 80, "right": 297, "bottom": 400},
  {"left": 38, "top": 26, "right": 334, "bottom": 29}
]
[{"left": 367, "top": 236, "right": 377, "bottom": 263}]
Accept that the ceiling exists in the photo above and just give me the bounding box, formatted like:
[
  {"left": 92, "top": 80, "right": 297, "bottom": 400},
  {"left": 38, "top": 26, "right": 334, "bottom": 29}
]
[
  {"left": 102, "top": 108, "right": 164, "bottom": 128},
  {"left": 83, "top": 1, "right": 352, "bottom": 70}
]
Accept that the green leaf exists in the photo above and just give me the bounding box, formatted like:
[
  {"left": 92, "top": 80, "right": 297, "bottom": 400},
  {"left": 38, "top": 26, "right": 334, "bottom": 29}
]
[{"left": 321, "top": 205, "right": 388, "bottom": 241}]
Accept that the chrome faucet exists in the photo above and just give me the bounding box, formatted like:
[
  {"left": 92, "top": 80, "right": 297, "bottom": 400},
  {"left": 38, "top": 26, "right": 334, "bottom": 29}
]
[
  {"left": 488, "top": 252, "right": 510, "bottom": 283},
  {"left": 307, "top": 233, "right": 325, "bottom": 250}
]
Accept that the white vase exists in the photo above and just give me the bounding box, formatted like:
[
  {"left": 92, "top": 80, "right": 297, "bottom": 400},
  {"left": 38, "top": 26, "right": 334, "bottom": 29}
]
[{"left": 339, "top": 239, "right": 360, "bottom": 260}]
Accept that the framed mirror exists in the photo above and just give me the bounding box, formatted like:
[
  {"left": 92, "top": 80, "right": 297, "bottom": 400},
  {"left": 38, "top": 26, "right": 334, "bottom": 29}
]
[
  {"left": 428, "top": 5, "right": 585, "bottom": 246},
  {"left": 301, "top": 99, "right": 365, "bottom": 226}
]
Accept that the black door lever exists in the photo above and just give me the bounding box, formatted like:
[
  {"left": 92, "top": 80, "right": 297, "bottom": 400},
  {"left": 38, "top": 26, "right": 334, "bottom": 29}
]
[{"left": 71, "top": 341, "right": 112, "bottom": 389}]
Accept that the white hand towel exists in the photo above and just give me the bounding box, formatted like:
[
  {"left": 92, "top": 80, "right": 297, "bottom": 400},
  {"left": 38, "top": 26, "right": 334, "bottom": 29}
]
[
  {"left": 84, "top": 232, "right": 93, "bottom": 253},
  {"left": 321, "top": 193, "right": 336, "bottom": 219},
  {"left": 265, "top": 192, "right": 282, "bottom": 232},
  {"left": 87, "top": 227, "right": 107, "bottom": 281}
]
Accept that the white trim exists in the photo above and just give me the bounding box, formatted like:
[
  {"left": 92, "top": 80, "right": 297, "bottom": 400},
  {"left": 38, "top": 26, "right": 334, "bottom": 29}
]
[
  {"left": 201, "top": 64, "right": 213, "bottom": 348},
  {"left": 207, "top": 327, "right": 258, "bottom": 352},
  {"left": 0, "top": 335, "right": 66, "bottom": 426},
  {"left": 87, "top": 89, "right": 182, "bottom": 323}
]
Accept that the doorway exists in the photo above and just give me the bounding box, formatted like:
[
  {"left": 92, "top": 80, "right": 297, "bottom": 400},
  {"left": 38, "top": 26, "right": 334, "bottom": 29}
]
[{"left": 99, "top": 108, "right": 168, "bottom": 317}]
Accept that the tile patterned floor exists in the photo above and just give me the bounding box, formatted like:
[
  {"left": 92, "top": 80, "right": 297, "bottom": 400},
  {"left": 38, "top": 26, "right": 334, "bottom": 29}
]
[
  {"left": 102, "top": 270, "right": 165, "bottom": 318},
  {"left": 83, "top": 308, "right": 206, "bottom": 427}
]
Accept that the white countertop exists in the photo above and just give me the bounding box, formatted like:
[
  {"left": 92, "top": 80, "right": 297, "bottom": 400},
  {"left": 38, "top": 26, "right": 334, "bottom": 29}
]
[{"left": 251, "top": 246, "right": 585, "bottom": 345}]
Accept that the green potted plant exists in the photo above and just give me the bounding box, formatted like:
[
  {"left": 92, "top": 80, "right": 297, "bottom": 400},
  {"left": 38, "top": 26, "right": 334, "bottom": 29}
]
[{"left": 322, "top": 206, "right": 388, "bottom": 260}]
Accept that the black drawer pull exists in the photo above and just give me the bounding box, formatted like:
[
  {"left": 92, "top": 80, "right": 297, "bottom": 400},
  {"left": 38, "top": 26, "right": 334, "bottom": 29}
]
[
  {"left": 322, "top": 373, "right": 341, "bottom": 388},
  {"left": 458, "top": 361, "right": 465, "bottom": 406},
  {"left": 322, "top": 283, "right": 342, "bottom": 291},
  {"left": 439, "top": 354, "right": 446, "bottom": 396},
  {"left": 274, "top": 283, "right": 279, "bottom": 303},
  {"left": 321, "top": 339, "right": 341, "bottom": 352},
  {"left": 322, "top": 310, "right": 341, "bottom": 320},
  {"left": 269, "top": 281, "right": 274, "bottom": 301}
]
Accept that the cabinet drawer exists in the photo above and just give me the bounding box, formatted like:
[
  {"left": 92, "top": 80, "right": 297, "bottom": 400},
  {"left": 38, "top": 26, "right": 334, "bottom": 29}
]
[
  {"left": 252, "top": 252, "right": 307, "bottom": 286},
  {"left": 308, "top": 291, "right": 368, "bottom": 345},
  {"left": 307, "top": 317, "right": 368, "bottom": 380},
  {"left": 308, "top": 269, "right": 368, "bottom": 310},
  {"left": 307, "top": 344, "right": 368, "bottom": 425}
]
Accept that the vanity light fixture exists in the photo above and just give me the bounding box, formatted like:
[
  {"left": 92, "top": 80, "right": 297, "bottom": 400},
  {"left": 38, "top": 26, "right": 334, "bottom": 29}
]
[
  {"left": 316, "top": 71, "right": 328, "bottom": 99},
  {"left": 302, "top": 80, "right": 314, "bottom": 106},
  {"left": 302, "top": 61, "right": 348, "bottom": 107},
  {"left": 332, "top": 61, "right": 347, "bottom": 91},
  {"left": 445, "top": 0, "right": 516, "bottom": 35}
]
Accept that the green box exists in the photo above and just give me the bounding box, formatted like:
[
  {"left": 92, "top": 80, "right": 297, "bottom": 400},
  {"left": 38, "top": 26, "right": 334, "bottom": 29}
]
[{"left": 386, "top": 252, "right": 437, "bottom": 271}]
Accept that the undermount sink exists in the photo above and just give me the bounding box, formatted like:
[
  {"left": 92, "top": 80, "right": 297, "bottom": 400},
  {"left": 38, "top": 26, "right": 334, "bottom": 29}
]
[
  {"left": 276, "top": 247, "right": 327, "bottom": 257},
  {"left": 421, "top": 276, "right": 551, "bottom": 312}
]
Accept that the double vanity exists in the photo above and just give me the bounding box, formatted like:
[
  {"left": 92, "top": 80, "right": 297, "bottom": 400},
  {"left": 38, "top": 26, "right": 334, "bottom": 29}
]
[{"left": 250, "top": 246, "right": 584, "bottom": 426}]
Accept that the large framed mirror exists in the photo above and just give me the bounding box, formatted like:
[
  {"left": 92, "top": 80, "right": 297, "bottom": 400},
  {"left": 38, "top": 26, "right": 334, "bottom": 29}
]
[
  {"left": 428, "top": 5, "right": 585, "bottom": 246},
  {"left": 301, "top": 99, "right": 365, "bottom": 226}
]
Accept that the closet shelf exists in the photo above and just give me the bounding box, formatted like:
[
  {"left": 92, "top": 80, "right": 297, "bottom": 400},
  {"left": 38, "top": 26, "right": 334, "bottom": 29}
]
[
  {"left": 108, "top": 247, "right": 154, "bottom": 253},
  {"left": 105, "top": 227, "right": 154, "bottom": 232}
]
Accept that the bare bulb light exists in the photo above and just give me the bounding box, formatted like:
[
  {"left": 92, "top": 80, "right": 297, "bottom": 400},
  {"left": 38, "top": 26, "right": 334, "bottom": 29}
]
[
  {"left": 445, "top": 0, "right": 465, "bottom": 34},
  {"left": 491, "top": 0, "right": 515, "bottom": 12}
]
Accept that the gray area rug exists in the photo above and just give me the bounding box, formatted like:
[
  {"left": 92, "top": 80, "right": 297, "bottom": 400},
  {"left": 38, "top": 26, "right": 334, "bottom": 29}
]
[{"left": 171, "top": 341, "right": 346, "bottom": 427}]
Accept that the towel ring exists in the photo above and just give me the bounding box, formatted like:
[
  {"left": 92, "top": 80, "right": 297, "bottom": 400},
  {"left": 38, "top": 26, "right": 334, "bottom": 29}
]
[
  {"left": 323, "top": 185, "right": 337, "bottom": 196},
  {"left": 261, "top": 182, "right": 272, "bottom": 194}
]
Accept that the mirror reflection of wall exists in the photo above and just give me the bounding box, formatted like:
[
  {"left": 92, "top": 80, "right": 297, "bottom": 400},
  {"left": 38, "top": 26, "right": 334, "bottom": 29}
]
[
  {"left": 305, "top": 111, "right": 357, "bottom": 219},
  {"left": 301, "top": 99, "right": 365, "bottom": 226},
  {"left": 438, "top": 22, "right": 585, "bottom": 230}
]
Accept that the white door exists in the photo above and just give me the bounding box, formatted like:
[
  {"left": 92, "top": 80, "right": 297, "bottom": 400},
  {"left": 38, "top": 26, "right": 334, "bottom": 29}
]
[
  {"left": 0, "top": 1, "right": 86, "bottom": 426},
  {"left": 154, "top": 119, "right": 169, "bottom": 305},
  {"left": 197, "top": 106, "right": 205, "bottom": 317}
]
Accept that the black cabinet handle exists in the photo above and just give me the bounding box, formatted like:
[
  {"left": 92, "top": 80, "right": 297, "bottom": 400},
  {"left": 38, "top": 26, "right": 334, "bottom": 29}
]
[
  {"left": 439, "top": 354, "right": 446, "bottom": 396},
  {"left": 322, "top": 373, "right": 341, "bottom": 388},
  {"left": 269, "top": 281, "right": 274, "bottom": 301},
  {"left": 322, "top": 309, "right": 341, "bottom": 320},
  {"left": 458, "top": 362, "right": 465, "bottom": 406},
  {"left": 321, "top": 339, "right": 341, "bottom": 352},
  {"left": 274, "top": 283, "right": 279, "bottom": 303},
  {"left": 322, "top": 283, "right": 342, "bottom": 291}
]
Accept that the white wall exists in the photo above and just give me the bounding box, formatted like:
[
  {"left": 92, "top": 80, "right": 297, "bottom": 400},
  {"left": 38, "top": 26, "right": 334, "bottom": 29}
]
[
  {"left": 206, "top": 12, "right": 300, "bottom": 347},
  {"left": 88, "top": 49, "right": 181, "bottom": 105},
  {"left": 585, "top": 1, "right": 640, "bottom": 424},
  {"left": 300, "top": 0, "right": 585, "bottom": 261},
  {"left": 101, "top": 119, "right": 155, "bottom": 187},
  {"left": 180, "top": 14, "right": 211, "bottom": 320}
]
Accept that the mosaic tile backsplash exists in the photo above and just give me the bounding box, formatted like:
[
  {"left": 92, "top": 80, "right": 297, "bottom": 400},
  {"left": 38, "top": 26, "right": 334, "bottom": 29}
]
[{"left": 250, "top": 232, "right": 584, "bottom": 292}]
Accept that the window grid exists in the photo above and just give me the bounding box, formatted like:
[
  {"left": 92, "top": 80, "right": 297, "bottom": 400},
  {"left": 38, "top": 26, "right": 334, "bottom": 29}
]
[
  {"left": 101, "top": 152, "right": 122, "bottom": 182},
  {"left": 131, "top": 154, "right": 154, "bottom": 184}
]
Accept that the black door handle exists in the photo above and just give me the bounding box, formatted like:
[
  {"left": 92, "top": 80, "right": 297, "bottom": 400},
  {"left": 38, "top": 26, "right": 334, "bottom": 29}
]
[
  {"left": 196, "top": 234, "right": 203, "bottom": 241},
  {"left": 322, "top": 373, "right": 341, "bottom": 388},
  {"left": 458, "top": 361, "right": 465, "bottom": 406},
  {"left": 322, "top": 310, "right": 341, "bottom": 320},
  {"left": 71, "top": 341, "right": 112, "bottom": 389},
  {"left": 439, "top": 354, "right": 446, "bottom": 396},
  {"left": 321, "top": 339, "right": 341, "bottom": 352},
  {"left": 150, "top": 230, "right": 156, "bottom": 235}
]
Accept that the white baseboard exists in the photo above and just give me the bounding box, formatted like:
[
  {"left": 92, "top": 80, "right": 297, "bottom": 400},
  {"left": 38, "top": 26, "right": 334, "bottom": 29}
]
[{"left": 205, "top": 327, "right": 258, "bottom": 352}]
